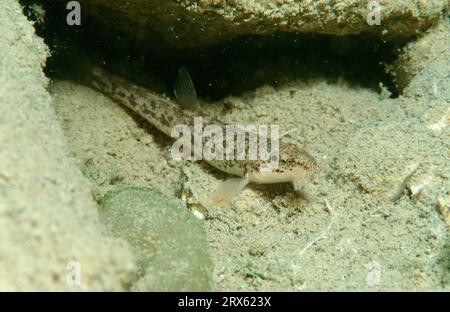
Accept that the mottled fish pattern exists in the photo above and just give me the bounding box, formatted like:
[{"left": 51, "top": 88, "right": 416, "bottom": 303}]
[{"left": 91, "top": 67, "right": 316, "bottom": 205}]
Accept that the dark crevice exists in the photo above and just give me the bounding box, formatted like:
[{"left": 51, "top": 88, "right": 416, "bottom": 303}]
[{"left": 23, "top": 0, "right": 402, "bottom": 101}]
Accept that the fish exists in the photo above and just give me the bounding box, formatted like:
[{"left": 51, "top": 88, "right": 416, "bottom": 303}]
[{"left": 91, "top": 67, "right": 317, "bottom": 207}]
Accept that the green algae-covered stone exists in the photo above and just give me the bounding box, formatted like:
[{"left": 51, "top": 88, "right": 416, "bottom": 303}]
[{"left": 99, "top": 186, "right": 214, "bottom": 291}]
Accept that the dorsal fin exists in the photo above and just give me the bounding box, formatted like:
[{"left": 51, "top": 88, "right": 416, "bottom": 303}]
[{"left": 174, "top": 66, "right": 200, "bottom": 111}]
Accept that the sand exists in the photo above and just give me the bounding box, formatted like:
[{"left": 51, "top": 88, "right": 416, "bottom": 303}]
[
  {"left": 0, "top": 0, "right": 135, "bottom": 291},
  {"left": 50, "top": 20, "right": 449, "bottom": 290},
  {"left": 2, "top": 0, "right": 448, "bottom": 291}
]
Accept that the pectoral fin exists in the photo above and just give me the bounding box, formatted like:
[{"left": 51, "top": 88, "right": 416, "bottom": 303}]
[
  {"left": 201, "top": 177, "right": 249, "bottom": 207},
  {"left": 292, "top": 177, "right": 308, "bottom": 195}
]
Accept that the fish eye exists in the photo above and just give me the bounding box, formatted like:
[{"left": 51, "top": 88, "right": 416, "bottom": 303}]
[{"left": 271, "top": 154, "right": 279, "bottom": 162}]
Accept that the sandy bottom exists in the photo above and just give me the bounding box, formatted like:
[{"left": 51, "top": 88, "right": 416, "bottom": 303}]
[
  {"left": 50, "top": 53, "right": 449, "bottom": 291},
  {"left": 2, "top": 0, "right": 446, "bottom": 291}
]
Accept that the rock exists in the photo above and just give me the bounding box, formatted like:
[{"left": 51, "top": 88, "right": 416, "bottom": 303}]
[
  {"left": 389, "top": 20, "right": 450, "bottom": 94},
  {"left": 332, "top": 120, "right": 445, "bottom": 203},
  {"left": 0, "top": 0, "right": 135, "bottom": 290},
  {"left": 99, "top": 186, "right": 214, "bottom": 291},
  {"left": 57, "top": 0, "right": 446, "bottom": 51}
]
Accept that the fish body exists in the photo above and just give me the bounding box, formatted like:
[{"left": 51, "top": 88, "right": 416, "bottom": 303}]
[{"left": 91, "top": 67, "right": 316, "bottom": 206}]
